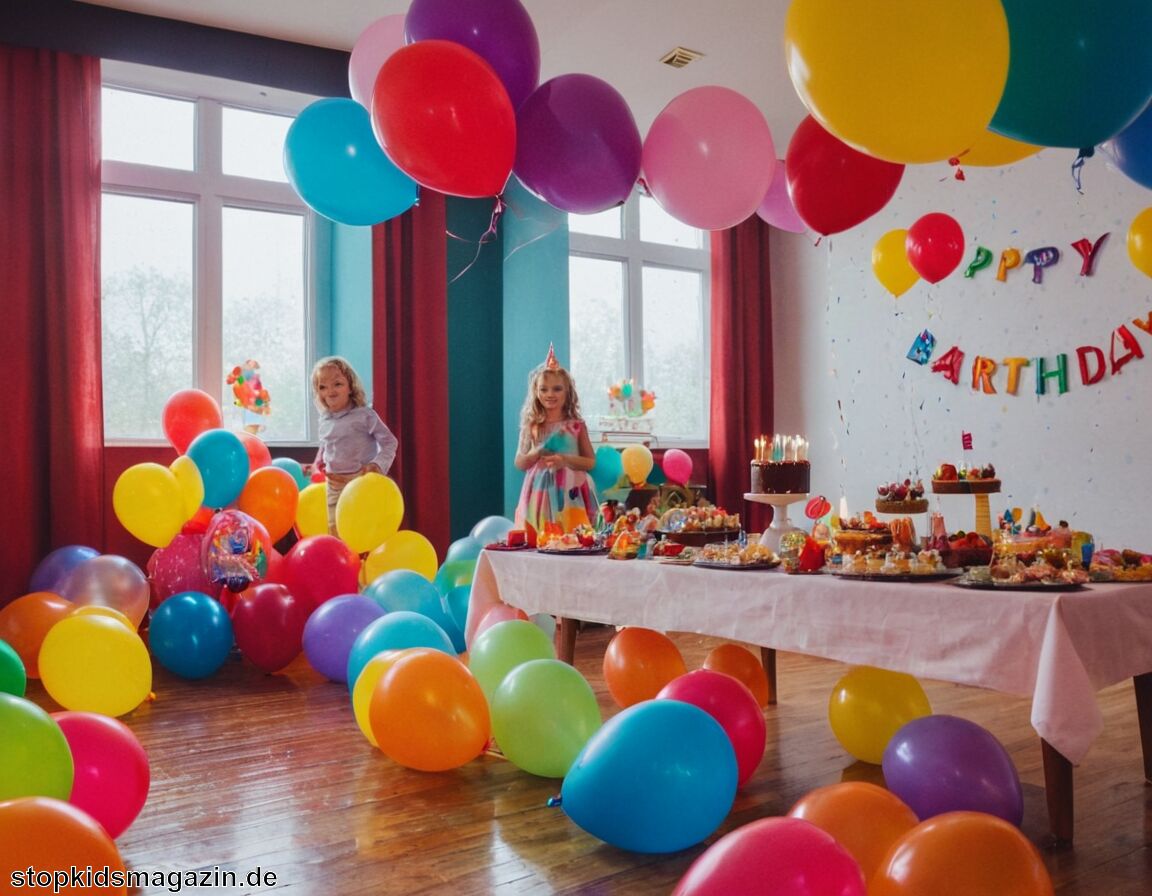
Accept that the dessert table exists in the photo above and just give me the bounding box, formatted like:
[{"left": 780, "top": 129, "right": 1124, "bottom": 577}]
[{"left": 467, "top": 550, "right": 1152, "bottom": 844}]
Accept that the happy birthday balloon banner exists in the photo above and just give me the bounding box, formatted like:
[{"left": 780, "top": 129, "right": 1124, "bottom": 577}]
[
  {"left": 907, "top": 309, "right": 1152, "bottom": 395},
  {"left": 963, "top": 233, "right": 1109, "bottom": 284}
]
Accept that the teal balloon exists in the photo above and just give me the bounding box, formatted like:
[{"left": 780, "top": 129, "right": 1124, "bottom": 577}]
[
  {"left": 284, "top": 97, "right": 418, "bottom": 226},
  {"left": 468, "top": 620, "right": 555, "bottom": 702},
  {"left": 0, "top": 693, "right": 74, "bottom": 801},
  {"left": 149, "top": 591, "right": 235, "bottom": 680},
  {"left": 346, "top": 611, "right": 454, "bottom": 691},
  {"left": 364, "top": 570, "right": 442, "bottom": 616},
  {"left": 445, "top": 536, "right": 484, "bottom": 563},
  {"left": 560, "top": 700, "right": 737, "bottom": 853},
  {"left": 470, "top": 515, "right": 515, "bottom": 543},
  {"left": 186, "top": 428, "right": 249, "bottom": 508},
  {"left": 445, "top": 585, "right": 472, "bottom": 632},
  {"left": 0, "top": 639, "right": 26, "bottom": 697},
  {"left": 271, "top": 457, "right": 309, "bottom": 490},
  {"left": 591, "top": 445, "right": 623, "bottom": 492},
  {"left": 492, "top": 659, "right": 601, "bottom": 778},
  {"left": 433, "top": 559, "right": 476, "bottom": 596},
  {"left": 647, "top": 463, "right": 667, "bottom": 487}
]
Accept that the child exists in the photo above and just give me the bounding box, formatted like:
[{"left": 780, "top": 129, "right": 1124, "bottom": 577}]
[
  {"left": 308, "top": 356, "right": 398, "bottom": 536},
  {"left": 514, "top": 345, "right": 598, "bottom": 534}
]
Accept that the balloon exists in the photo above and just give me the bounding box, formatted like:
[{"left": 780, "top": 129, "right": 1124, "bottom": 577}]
[
  {"left": 0, "top": 693, "right": 73, "bottom": 800},
  {"left": 871, "top": 811, "right": 1054, "bottom": 896},
  {"left": 169, "top": 454, "right": 205, "bottom": 519},
  {"left": 0, "top": 797, "right": 126, "bottom": 888},
  {"left": 620, "top": 444, "right": 654, "bottom": 486},
  {"left": 514, "top": 74, "right": 641, "bottom": 214},
  {"left": 0, "top": 640, "right": 24, "bottom": 696},
  {"left": 149, "top": 590, "right": 234, "bottom": 679},
  {"left": 991, "top": 2, "right": 1152, "bottom": 149},
  {"left": 52, "top": 711, "right": 150, "bottom": 839},
  {"left": 368, "top": 649, "right": 490, "bottom": 771},
  {"left": 371, "top": 40, "right": 516, "bottom": 198},
  {"left": 361, "top": 530, "right": 438, "bottom": 584},
  {"left": 756, "top": 161, "right": 807, "bottom": 233},
  {"left": 271, "top": 456, "right": 309, "bottom": 491},
  {"left": 405, "top": 0, "right": 540, "bottom": 110},
  {"left": 236, "top": 430, "right": 272, "bottom": 471},
  {"left": 230, "top": 582, "right": 308, "bottom": 673},
  {"left": 872, "top": 228, "right": 921, "bottom": 297},
  {"left": 828, "top": 666, "right": 932, "bottom": 765},
  {"left": 112, "top": 462, "right": 186, "bottom": 548},
  {"left": 473, "top": 603, "right": 530, "bottom": 644},
  {"left": 281, "top": 535, "right": 361, "bottom": 614},
  {"left": 661, "top": 448, "right": 693, "bottom": 486},
  {"left": 0, "top": 591, "right": 73, "bottom": 678},
  {"left": 785, "top": 116, "right": 904, "bottom": 236},
  {"left": 335, "top": 472, "right": 405, "bottom": 554},
  {"left": 788, "top": 782, "right": 919, "bottom": 885},
  {"left": 1127, "top": 207, "right": 1152, "bottom": 278},
  {"left": 186, "top": 428, "right": 250, "bottom": 508},
  {"left": 468, "top": 619, "right": 555, "bottom": 702},
  {"left": 362, "top": 570, "right": 444, "bottom": 617},
  {"left": 434, "top": 558, "right": 477, "bottom": 597},
  {"left": 351, "top": 648, "right": 415, "bottom": 745},
  {"left": 302, "top": 594, "right": 384, "bottom": 683},
  {"left": 346, "top": 611, "right": 456, "bottom": 692},
  {"left": 603, "top": 628, "right": 687, "bottom": 708},
  {"left": 905, "top": 213, "right": 965, "bottom": 284},
  {"left": 642, "top": 86, "right": 776, "bottom": 230},
  {"left": 673, "top": 816, "right": 866, "bottom": 896},
  {"left": 882, "top": 714, "right": 1023, "bottom": 824},
  {"left": 445, "top": 536, "right": 485, "bottom": 564},
  {"left": 71, "top": 605, "right": 134, "bottom": 630},
  {"left": 162, "top": 388, "right": 222, "bottom": 454},
  {"left": 491, "top": 658, "right": 601, "bottom": 778},
  {"left": 561, "top": 700, "right": 737, "bottom": 853},
  {"left": 959, "top": 129, "right": 1041, "bottom": 167},
  {"left": 470, "top": 515, "right": 515, "bottom": 543},
  {"left": 295, "top": 481, "right": 329, "bottom": 537},
  {"left": 444, "top": 585, "right": 472, "bottom": 633},
  {"left": 38, "top": 615, "right": 152, "bottom": 716},
  {"left": 201, "top": 510, "right": 272, "bottom": 593},
  {"left": 146, "top": 532, "right": 213, "bottom": 610},
  {"left": 1105, "top": 102, "right": 1152, "bottom": 189},
  {"left": 28, "top": 544, "right": 99, "bottom": 594},
  {"left": 964, "top": 246, "right": 994, "bottom": 278},
  {"left": 785, "top": 0, "right": 1009, "bottom": 164},
  {"left": 284, "top": 97, "right": 418, "bottom": 226},
  {"left": 590, "top": 445, "right": 624, "bottom": 493},
  {"left": 348, "top": 14, "right": 406, "bottom": 108},
  {"left": 237, "top": 466, "right": 299, "bottom": 543},
  {"left": 703, "top": 643, "right": 770, "bottom": 708},
  {"left": 60, "top": 554, "right": 151, "bottom": 628}
]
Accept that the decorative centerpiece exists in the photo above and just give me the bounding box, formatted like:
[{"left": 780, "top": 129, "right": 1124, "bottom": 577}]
[{"left": 596, "top": 378, "right": 656, "bottom": 434}]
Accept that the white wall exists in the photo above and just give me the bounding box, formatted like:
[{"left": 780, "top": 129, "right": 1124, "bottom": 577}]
[{"left": 772, "top": 149, "right": 1151, "bottom": 550}]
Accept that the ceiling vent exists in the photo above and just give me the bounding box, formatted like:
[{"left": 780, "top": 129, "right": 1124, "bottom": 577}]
[{"left": 660, "top": 46, "right": 704, "bottom": 68}]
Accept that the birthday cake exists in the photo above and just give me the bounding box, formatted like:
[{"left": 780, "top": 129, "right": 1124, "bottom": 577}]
[
  {"left": 931, "top": 463, "right": 1000, "bottom": 494},
  {"left": 750, "top": 434, "right": 810, "bottom": 494},
  {"left": 875, "top": 477, "right": 928, "bottom": 514}
]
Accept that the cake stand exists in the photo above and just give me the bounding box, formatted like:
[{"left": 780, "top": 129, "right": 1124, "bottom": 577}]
[{"left": 745, "top": 493, "right": 809, "bottom": 552}]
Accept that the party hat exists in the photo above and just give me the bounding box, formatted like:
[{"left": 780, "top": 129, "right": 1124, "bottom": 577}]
[{"left": 544, "top": 343, "right": 559, "bottom": 370}]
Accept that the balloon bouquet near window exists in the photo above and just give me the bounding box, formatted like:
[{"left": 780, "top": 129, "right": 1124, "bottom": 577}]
[{"left": 226, "top": 360, "right": 271, "bottom": 434}]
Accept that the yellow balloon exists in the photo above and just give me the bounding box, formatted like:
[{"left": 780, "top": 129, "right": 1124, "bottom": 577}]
[
  {"left": 70, "top": 605, "right": 135, "bottom": 631},
  {"left": 351, "top": 649, "right": 409, "bottom": 746},
  {"left": 38, "top": 615, "right": 152, "bottom": 717},
  {"left": 959, "top": 129, "right": 1041, "bottom": 168},
  {"left": 620, "top": 444, "right": 654, "bottom": 486},
  {"left": 295, "top": 482, "right": 329, "bottom": 538},
  {"left": 335, "top": 473, "right": 405, "bottom": 554},
  {"left": 828, "top": 666, "right": 931, "bottom": 764},
  {"left": 112, "top": 462, "right": 186, "bottom": 548},
  {"left": 362, "top": 530, "right": 439, "bottom": 585},
  {"left": 872, "top": 228, "right": 920, "bottom": 297},
  {"left": 1128, "top": 207, "right": 1152, "bottom": 278},
  {"left": 169, "top": 454, "right": 204, "bottom": 520},
  {"left": 785, "top": 0, "right": 1009, "bottom": 164}
]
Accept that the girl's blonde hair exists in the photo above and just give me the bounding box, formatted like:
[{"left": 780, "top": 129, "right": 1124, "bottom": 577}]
[
  {"left": 519, "top": 364, "right": 583, "bottom": 444},
  {"left": 310, "top": 356, "right": 368, "bottom": 412}
]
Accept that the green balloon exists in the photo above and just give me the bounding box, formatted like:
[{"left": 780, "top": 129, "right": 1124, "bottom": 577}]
[
  {"left": 491, "top": 659, "right": 602, "bottom": 778},
  {"left": 433, "top": 558, "right": 476, "bottom": 596},
  {"left": 468, "top": 620, "right": 555, "bottom": 702},
  {"left": 0, "top": 693, "right": 74, "bottom": 801},
  {"left": 0, "top": 639, "right": 26, "bottom": 697}
]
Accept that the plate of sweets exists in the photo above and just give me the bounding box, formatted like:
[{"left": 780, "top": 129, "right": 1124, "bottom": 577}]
[
  {"left": 537, "top": 524, "right": 606, "bottom": 555},
  {"left": 650, "top": 539, "right": 698, "bottom": 564},
  {"left": 835, "top": 549, "right": 961, "bottom": 582},
  {"left": 1088, "top": 548, "right": 1152, "bottom": 582},
  {"left": 954, "top": 549, "right": 1088, "bottom": 591},
  {"left": 658, "top": 505, "right": 742, "bottom": 546},
  {"left": 693, "top": 541, "right": 780, "bottom": 570},
  {"left": 486, "top": 528, "right": 532, "bottom": 551}
]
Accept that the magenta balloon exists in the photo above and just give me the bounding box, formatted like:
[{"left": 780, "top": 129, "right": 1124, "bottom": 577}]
[
  {"left": 348, "top": 15, "right": 406, "bottom": 108},
  {"left": 405, "top": 0, "right": 540, "bottom": 109},
  {"left": 147, "top": 532, "right": 213, "bottom": 610},
  {"left": 514, "top": 74, "right": 641, "bottom": 214},
  {"left": 756, "top": 162, "right": 807, "bottom": 233},
  {"left": 905, "top": 213, "right": 965, "bottom": 284},
  {"left": 643, "top": 86, "right": 776, "bottom": 231},
  {"left": 661, "top": 449, "right": 694, "bottom": 486}
]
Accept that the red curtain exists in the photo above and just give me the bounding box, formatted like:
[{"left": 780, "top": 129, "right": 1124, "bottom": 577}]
[
  {"left": 708, "top": 216, "right": 775, "bottom": 531},
  {"left": 0, "top": 46, "right": 105, "bottom": 605},
  {"left": 372, "top": 192, "right": 452, "bottom": 558}
]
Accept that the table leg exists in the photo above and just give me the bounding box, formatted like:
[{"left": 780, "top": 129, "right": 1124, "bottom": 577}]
[
  {"left": 1134, "top": 672, "right": 1152, "bottom": 783},
  {"left": 759, "top": 646, "right": 778, "bottom": 706},
  {"left": 556, "top": 616, "right": 578, "bottom": 665},
  {"left": 1040, "top": 738, "right": 1074, "bottom": 849}
]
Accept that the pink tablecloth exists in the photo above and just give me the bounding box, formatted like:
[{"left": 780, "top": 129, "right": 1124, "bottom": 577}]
[{"left": 467, "top": 551, "right": 1152, "bottom": 765}]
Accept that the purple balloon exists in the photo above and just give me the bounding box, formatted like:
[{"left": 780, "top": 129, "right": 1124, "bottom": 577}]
[
  {"left": 514, "top": 74, "right": 642, "bottom": 214},
  {"left": 302, "top": 594, "right": 385, "bottom": 683},
  {"left": 28, "top": 544, "right": 99, "bottom": 594},
  {"left": 756, "top": 161, "right": 807, "bottom": 233},
  {"left": 405, "top": 0, "right": 540, "bottom": 109},
  {"left": 882, "top": 714, "right": 1023, "bottom": 826}
]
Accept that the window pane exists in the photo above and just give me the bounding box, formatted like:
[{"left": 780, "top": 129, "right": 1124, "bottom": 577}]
[
  {"left": 569, "top": 206, "right": 622, "bottom": 238},
  {"left": 642, "top": 266, "right": 707, "bottom": 438},
  {"left": 101, "top": 88, "right": 194, "bottom": 170},
  {"left": 223, "top": 107, "right": 293, "bottom": 182},
  {"left": 640, "top": 194, "right": 704, "bottom": 248},
  {"left": 101, "top": 194, "right": 195, "bottom": 439},
  {"left": 569, "top": 256, "right": 625, "bottom": 421},
  {"left": 221, "top": 207, "right": 308, "bottom": 441}
]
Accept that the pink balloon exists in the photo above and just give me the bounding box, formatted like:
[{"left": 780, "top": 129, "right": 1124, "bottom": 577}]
[
  {"left": 146, "top": 532, "right": 212, "bottom": 610},
  {"left": 662, "top": 448, "right": 694, "bottom": 486},
  {"left": 756, "top": 161, "right": 807, "bottom": 233},
  {"left": 658, "top": 669, "right": 766, "bottom": 785},
  {"left": 475, "top": 603, "right": 529, "bottom": 642},
  {"left": 348, "top": 15, "right": 406, "bottom": 108},
  {"left": 281, "top": 535, "right": 361, "bottom": 614},
  {"left": 642, "top": 86, "right": 776, "bottom": 230},
  {"left": 905, "top": 213, "right": 965, "bottom": 284}
]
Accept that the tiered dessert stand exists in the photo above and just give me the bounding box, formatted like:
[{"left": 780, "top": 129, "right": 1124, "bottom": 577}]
[{"left": 744, "top": 492, "right": 809, "bottom": 553}]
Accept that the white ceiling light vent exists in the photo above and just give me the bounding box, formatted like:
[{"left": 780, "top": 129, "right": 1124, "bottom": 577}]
[{"left": 660, "top": 46, "right": 705, "bottom": 69}]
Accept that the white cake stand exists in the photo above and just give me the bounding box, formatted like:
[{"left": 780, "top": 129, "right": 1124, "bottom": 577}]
[{"left": 745, "top": 492, "right": 809, "bottom": 552}]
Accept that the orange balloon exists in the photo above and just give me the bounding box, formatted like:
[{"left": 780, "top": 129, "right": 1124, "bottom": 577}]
[
  {"left": 871, "top": 811, "right": 1054, "bottom": 896},
  {"left": 602, "top": 627, "right": 687, "bottom": 708},
  {"left": 0, "top": 592, "right": 73, "bottom": 679},
  {"left": 788, "top": 782, "right": 919, "bottom": 885},
  {"left": 703, "top": 643, "right": 770, "bottom": 708},
  {"left": 0, "top": 797, "right": 127, "bottom": 893},
  {"left": 236, "top": 430, "right": 272, "bottom": 471},
  {"left": 237, "top": 466, "right": 299, "bottom": 543},
  {"left": 368, "top": 650, "right": 490, "bottom": 771}
]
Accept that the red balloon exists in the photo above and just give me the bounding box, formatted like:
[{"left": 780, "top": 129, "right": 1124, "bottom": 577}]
[
  {"left": 236, "top": 430, "right": 272, "bottom": 471},
  {"left": 785, "top": 116, "right": 904, "bottom": 236},
  {"left": 162, "top": 389, "right": 223, "bottom": 454},
  {"left": 905, "top": 213, "right": 965, "bottom": 284},
  {"left": 371, "top": 40, "right": 516, "bottom": 198},
  {"left": 281, "top": 535, "right": 361, "bottom": 614},
  {"left": 230, "top": 582, "right": 308, "bottom": 673}
]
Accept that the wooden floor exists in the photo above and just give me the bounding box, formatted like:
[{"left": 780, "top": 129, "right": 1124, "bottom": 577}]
[{"left": 23, "top": 625, "right": 1152, "bottom": 895}]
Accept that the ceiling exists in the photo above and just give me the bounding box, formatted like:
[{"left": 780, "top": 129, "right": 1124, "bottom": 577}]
[{"left": 79, "top": 0, "right": 810, "bottom": 146}]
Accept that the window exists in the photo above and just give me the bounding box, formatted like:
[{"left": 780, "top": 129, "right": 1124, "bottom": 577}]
[
  {"left": 568, "top": 192, "right": 711, "bottom": 445},
  {"left": 100, "top": 63, "right": 316, "bottom": 443}
]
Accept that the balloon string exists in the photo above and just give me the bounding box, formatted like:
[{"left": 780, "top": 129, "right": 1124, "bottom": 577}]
[
  {"left": 448, "top": 196, "right": 506, "bottom": 284},
  {"left": 1071, "top": 147, "right": 1094, "bottom": 194}
]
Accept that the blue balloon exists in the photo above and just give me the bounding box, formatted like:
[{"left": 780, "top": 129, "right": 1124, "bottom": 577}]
[
  {"left": 301, "top": 594, "right": 384, "bottom": 682},
  {"left": 363, "top": 570, "right": 443, "bottom": 616},
  {"left": 433, "top": 559, "right": 476, "bottom": 596},
  {"left": 444, "top": 584, "right": 472, "bottom": 633},
  {"left": 345, "top": 611, "right": 455, "bottom": 691},
  {"left": 186, "top": 428, "right": 249, "bottom": 509},
  {"left": 284, "top": 97, "right": 419, "bottom": 226},
  {"left": 271, "top": 457, "right": 309, "bottom": 491},
  {"left": 1104, "top": 101, "right": 1152, "bottom": 189},
  {"left": 560, "top": 700, "right": 737, "bottom": 853},
  {"left": 149, "top": 591, "right": 234, "bottom": 679},
  {"left": 445, "top": 536, "right": 485, "bottom": 563},
  {"left": 28, "top": 544, "right": 99, "bottom": 593},
  {"left": 590, "top": 445, "right": 623, "bottom": 492},
  {"left": 469, "top": 515, "right": 515, "bottom": 543}
]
